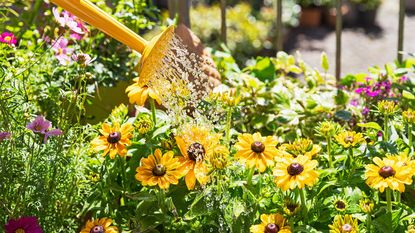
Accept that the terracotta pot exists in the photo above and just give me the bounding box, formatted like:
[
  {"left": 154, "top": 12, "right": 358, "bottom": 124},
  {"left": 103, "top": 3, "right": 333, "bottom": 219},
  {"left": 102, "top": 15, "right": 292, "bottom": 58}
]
[
  {"left": 357, "top": 5, "right": 379, "bottom": 27},
  {"left": 406, "top": 0, "right": 415, "bottom": 11},
  {"left": 324, "top": 2, "right": 358, "bottom": 27},
  {"left": 300, "top": 7, "right": 322, "bottom": 27}
]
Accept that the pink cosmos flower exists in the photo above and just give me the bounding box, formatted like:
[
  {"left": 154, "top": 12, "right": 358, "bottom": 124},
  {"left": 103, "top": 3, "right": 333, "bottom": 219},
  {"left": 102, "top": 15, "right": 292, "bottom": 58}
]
[
  {"left": 0, "top": 32, "right": 17, "bottom": 46},
  {"left": 4, "top": 216, "right": 43, "bottom": 233},
  {"left": 0, "top": 131, "right": 11, "bottom": 142},
  {"left": 72, "top": 53, "right": 93, "bottom": 66},
  {"left": 27, "top": 116, "right": 63, "bottom": 143},
  {"left": 52, "top": 7, "right": 85, "bottom": 34},
  {"left": 51, "top": 37, "right": 73, "bottom": 65}
]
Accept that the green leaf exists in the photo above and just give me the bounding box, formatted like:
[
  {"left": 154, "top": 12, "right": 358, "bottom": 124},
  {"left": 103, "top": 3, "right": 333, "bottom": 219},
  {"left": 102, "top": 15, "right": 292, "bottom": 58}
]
[
  {"left": 357, "top": 122, "right": 382, "bottom": 131},
  {"left": 252, "top": 57, "right": 276, "bottom": 81},
  {"left": 373, "top": 211, "right": 392, "bottom": 233},
  {"left": 321, "top": 52, "right": 329, "bottom": 71},
  {"left": 402, "top": 90, "right": 415, "bottom": 100},
  {"left": 334, "top": 110, "right": 352, "bottom": 121},
  {"left": 152, "top": 124, "right": 170, "bottom": 139}
]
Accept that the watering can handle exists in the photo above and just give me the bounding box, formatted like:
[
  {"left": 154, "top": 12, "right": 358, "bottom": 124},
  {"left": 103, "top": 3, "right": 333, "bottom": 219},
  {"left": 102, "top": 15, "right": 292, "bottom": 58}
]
[{"left": 51, "top": 0, "right": 148, "bottom": 53}]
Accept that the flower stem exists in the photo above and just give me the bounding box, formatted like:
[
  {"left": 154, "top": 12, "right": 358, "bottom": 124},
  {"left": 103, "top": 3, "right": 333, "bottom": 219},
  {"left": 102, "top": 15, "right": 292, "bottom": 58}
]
[
  {"left": 348, "top": 148, "right": 354, "bottom": 167},
  {"left": 384, "top": 115, "right": 389, "bottom": 142},
  {"left": 149, "top": 97, "right": 157, "bottom": 126},
  {"left": 247, "top": 166, "right": 255, "bottom": 187},
  {"left": 299, "top": 188, "right": 308, "bottom": 222},
  {"left": 327, "top": 137, "right": 333, "bottom": 168},
  {"left": 386, "top": 188, "right": 392, "bottom": 213},
  {"left": 367, "top": 213, "right": 372, "bottom": 232},
  {"left": 225, "top": 107, "right": 232, "bottom": 144},
  {"left": 408, "top": 124, "right": 413, "bottom": 152}
]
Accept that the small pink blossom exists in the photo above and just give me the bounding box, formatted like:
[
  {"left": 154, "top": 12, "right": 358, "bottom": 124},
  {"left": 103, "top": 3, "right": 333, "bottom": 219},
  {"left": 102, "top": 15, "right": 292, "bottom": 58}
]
[
  {"left": 72, "top": 53, "right": 93, "bottom": 66},
  {"left": 51, "top": 37, "right": 73, "bottom": 65},
  {"left": 27, "top": 116, "right": 63, "bottom": 143},
  {"left": 0, "top": 32, "right": 17, "bottom": 46}
]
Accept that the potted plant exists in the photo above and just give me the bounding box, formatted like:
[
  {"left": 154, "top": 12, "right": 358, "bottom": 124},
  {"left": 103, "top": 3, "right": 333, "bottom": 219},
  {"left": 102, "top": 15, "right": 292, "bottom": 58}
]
[
  {"left": 406, "top": 0, "right": 415, "bottom": 12},
  {"left": 324, "top": 0, "right": 359, "bottom": 27},
  {"left": 297, "top": 0, "right": 329, "bottom": 27},
  {"left": 351, "top": 0, "right": 383, "bottom": 26}
]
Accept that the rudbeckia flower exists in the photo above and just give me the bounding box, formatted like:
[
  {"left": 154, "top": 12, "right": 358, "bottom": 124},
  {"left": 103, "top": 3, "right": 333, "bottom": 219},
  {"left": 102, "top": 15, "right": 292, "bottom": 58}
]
[
  {"left": 126, "top": 77, "right": 162, "bottom": 106},
  {"left": 250, "top": 213, "right": 291, "bottom": 233},
  {"left": 91, "top": 121, "right": 134, "bottom": 159},
  {"left": 135, "top": 149, "right": 186, "bottom": 189},
  {"left": 273, "top": 155, "right": 319, "bottom": 191},
  {"left": 175, "top": 125, "right": 220, "bottom": 190},
  {"left": 329, "top": 215, "right": 359, "bottom": 233},
  {"left": 335, "top": 131, "right": 365, "bottom": 149},
  {"left": 235, "top": 132, "right": 278, "bottom": 172},
  {"left": 80, "top": 218, "right": 118, "bottom": 233},
  {"left": 364, "top": 156, "right": 413, "bottom": 193}
]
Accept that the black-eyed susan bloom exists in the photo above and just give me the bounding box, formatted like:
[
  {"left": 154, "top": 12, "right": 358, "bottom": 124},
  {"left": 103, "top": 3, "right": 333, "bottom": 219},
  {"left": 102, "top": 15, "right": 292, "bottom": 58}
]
[
  {"left": 387, "top": 152, "right": 415, "bottom": 173},
  {"left": 250, "top": 213, "right": 291, "bottom": 233},
  {"left": 91, "top": 122, "right": 134, "bottom": 159},
  {"left": 335, "top": 131, "right": 365, "bottom": 149},
  {"left": 80, "top": 218, "right": 118, "bottom": 233},
  {"left": 365, "top": 156, "right": 413, "bottom": 193},
  {"left": 175, "top": 125, "right": 221, "bottom": 190},
  {"left": 329, "top": 215, "right": 359, "bottom": 233},
  {"left": 135, "top": 149, "right": 186, "bottom": 189},
  {"left": 125, "top": 77, "right": 162, "bottom": 106},
  {"left": 273, "top": 155, "right": 319, "bottom": 191},
  {"left": 235, "top": 132, "right": 278, "bottom": 172}
]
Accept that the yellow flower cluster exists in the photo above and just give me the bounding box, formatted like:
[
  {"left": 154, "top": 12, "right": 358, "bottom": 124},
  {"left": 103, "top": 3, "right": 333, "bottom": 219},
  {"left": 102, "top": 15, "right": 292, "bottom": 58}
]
[
  {"left": 377, "top": 100, "right": 398, "bottom": 116},
  {"left": 403, "top": 109, "right": 415, "bottom": 124}
]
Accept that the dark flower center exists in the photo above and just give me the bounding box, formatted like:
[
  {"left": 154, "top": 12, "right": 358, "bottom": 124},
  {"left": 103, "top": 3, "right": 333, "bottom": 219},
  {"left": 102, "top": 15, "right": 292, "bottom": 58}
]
[
  {"left": 341, "top": 223, "right": 352, "bottom": 232},
  {"left": 187, "top": 142, "right": 205, "bottom": 161},
  {"left": 152, "top": 164, "right": 166, "bottom": 176},
  {"left": 107, "top": 132, "right": 121, "bottom": 144},
  {"left": 344, "top": 136, "right": 354, "bottom": 143},
  {"left": 335, "top": 200, "right": 346, "bottom": 210},
  {"left": 286, "top": 203, "right": 299, "bottom": 213},
  {"left": 378, "top": 166, "right": 396, "bottom": 178},
  {"left": 287, "top": 163, "right": 304, "bottom": 176},
  {"left": 90, "top": 225, "right": 104, "bottom": 233},
  {"left": 264, "top": 223, "right": 279, "bottom": 233},
  {"left": 251, "top": 141, "right": 265, "bottom": 153}
]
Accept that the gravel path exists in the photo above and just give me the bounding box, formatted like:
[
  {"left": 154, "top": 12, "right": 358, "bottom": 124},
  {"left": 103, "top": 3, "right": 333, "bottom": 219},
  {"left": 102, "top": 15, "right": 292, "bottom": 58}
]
[{"left": 286, "top": 1, "right": 415, "bottom": 75}]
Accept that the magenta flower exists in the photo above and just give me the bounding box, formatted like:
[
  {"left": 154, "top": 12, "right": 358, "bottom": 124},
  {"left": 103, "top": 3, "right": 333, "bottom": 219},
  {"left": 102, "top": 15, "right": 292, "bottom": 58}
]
[
  {"left": 0, "top": 32, "right": 17, "bottom": 46},
  {"left": 4, "top": 216, "right": 43, "bottom": 233},
  {"left": 27, "top": 116, "right": 63, "bottom": 143},
  {"left": 362, "top": 107, "right": 370, "bottom": 115},
  {"left": 0, "top": 131, "right": 11, "bottom": 142},
  {"left": 51, "top": 37, "right": 73, "bottom": 65},
  {"left": 72, "top": 53, "right": 93, "bottom": 66}
]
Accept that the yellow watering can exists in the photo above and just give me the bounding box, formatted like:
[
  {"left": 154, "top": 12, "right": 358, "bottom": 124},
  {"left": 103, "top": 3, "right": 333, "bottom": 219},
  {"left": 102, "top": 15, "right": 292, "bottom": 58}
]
[{"left": 50, "top": 0, "right": 175, "bottom": 85}]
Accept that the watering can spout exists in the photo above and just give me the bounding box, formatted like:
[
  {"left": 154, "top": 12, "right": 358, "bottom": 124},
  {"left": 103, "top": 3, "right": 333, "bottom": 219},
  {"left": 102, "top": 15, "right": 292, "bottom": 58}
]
[{"left": 51, "top": 0, "right": 148, "bottom": 53}]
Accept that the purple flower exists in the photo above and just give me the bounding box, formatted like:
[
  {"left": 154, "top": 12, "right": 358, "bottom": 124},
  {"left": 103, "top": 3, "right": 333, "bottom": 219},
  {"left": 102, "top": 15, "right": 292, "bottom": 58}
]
[
  {"left": 4, "top": 216, "right": 43, "bottom": 233},
  {"left": 0, "top": 131, "right": 11, "bottom": 142},
  {"left": 27, "top": 116, "right": 51, "bottom": 134},
  {"left": 72, "top": 53, "right": 93, "bottom": 66},
  {"left": 27, "top": 116, "right": 63, "bottom": 143},
  {"left": 0, "top": 32, "right": 17, "bottom": 46},
  {"left": 51, "top": 37, "right": 73, "bottom": 65},
  {"left": 362, "top": 107, "right": 370, "bottom": 115},
  {"left": 44, "top": 129, "right": 63, "bottom": 144},
  {"left": 349, "top": 98, "right": 359, "bottom": 107}
]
